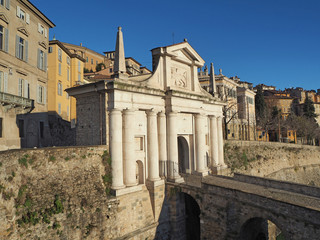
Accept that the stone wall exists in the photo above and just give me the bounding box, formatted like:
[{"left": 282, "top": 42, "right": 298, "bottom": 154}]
[
  {"left": 0, "top": 146, "right": 165, "bottom": 240},
  {"left": 224, "top": 140, "right": 320, "bottom": 186}
]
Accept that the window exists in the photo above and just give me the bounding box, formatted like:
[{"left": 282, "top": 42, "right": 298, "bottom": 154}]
[
  {"left": 0, "top": 24, "right": 8, "bottom": 52},
  {"left": 0, "top": 0, "right": 4, "bottom": 6},
  {"left": 18, "top": 119, "right": 24, "bottom": 138},
  {"left": 67, "top": 106, "right": 69, "bottom": 117},
  {"left": 58, "top": 48, "right": 62, "bottom": 61},
  {"left": 18, "top": 78, "right": 24, "bottom": 96},
  {"left": 58, "top": 82, "right": 62, "bottom": 96},
  {"left": 67, "top": 68, "right": 70, "bottom": 81},
  {"left": 37, "top": 49, "right": 47, "bottom": 71},
  {"left": 78, "top": 73, "right": 80, "bottom": 81},
  {"left": 48, "top": 47, "right": 52, "bottom": 53},
  {"left": 91, "top": 59, "right": 93, "bottom": 64},
  {"left": 16, "top": 35, "right": 28, "bottom": 61},
  {"left": 109, "top": 68, "right": 113, "bottom": 73},
  {"left": 58, "top": 103, "right": 61, "bottom": 114},
  {"left": 58, "top": 63, "right": 61, "bottom": 75},
  {"left": 96, "top": 60, "right": 98, "bottom": 65},
  {"left": 19, "top": 8, "right": 25, "bottom": 20},
  {"left": 78, "top": 60, "right": 80, "bottom": 72},
  {"left": 67, "top": 56, "right": 70, "bottom": 65},
  {"left": 37, "top": 85, "right": 45, "bottom": 104},
  {"left": 86, "top": 57, "right": 88, "bottom": 62},
  {"left": 66, "top": 92, "right": 69, "bottom": 99},
  {"left": 38, "top": 23, "right": 44, "bottom": 34}
]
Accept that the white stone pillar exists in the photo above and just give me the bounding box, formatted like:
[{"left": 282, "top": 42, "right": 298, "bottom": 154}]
[
  {"left": 158, "top": 111, "right": 167, "bottom": 177},
  {"left": 195, "top": 113, "right": 207, "bottom": 173},
  {"left": 210, "top": 115, "right": 219, "bottom": 167},
  {"left": 147, "top": 110, "right": 160, "bottom": 181},
  {"left": 109, "top": 108, "right": 125, "bottom": 189},
  {"left": 168, "top": 111, "right": 180, "bottom": 180},
  {"left": 217, "top": 116, "right": 225, "bottom": 166},
  {"left": 123, "top": 108, "right": 136, "bottom": 186}
]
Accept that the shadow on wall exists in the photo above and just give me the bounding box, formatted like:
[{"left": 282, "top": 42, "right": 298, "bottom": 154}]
[{"left": 16, "top": 112, "right": 75, "bottom": 148}]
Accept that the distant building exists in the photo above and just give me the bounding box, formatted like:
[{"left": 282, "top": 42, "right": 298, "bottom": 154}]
[
  {"left": 199, "top": 67, "right": 256, "bottom": 141},
  {"left": 47, "top": 40, "right": 85, "bottom": 122},
  {"left": 0, "top": 0, "right": 55, "bottom": 150}
]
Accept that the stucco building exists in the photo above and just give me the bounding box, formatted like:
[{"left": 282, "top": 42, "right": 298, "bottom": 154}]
[
  {"left": 67, "top": 27, "right": 227, "bottom": 195},
  {"left": 47, "top": 40, "right": 85, "bottom": 122},
  {"left": 199, "top": 67, "right": 256, "bottom": 140},
  {"left": 0, "top": 0, "right": 54, "bottom": 150}
]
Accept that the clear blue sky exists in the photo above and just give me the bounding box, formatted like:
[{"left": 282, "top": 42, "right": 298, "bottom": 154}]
[{"left": 31, "top": 0, "right": 320, "bottom": 91}]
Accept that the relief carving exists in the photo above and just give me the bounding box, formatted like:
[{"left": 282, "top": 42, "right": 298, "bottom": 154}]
[{"left": 171, "top": 67, "right": 187, "bottom": 88}]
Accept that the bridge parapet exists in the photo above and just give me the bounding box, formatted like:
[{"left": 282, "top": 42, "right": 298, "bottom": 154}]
[{"left": 233, "top": 173, "right": 320, "bottom": 198}]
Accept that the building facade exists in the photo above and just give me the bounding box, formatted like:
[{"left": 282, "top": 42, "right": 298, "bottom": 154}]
[
  {"left": 0, "top": 0, "right": 54, "bottom": 150},
  {"left": 47, "top": 40, "right": 85, "bottom": 122},
  {"left": 199, "top": 68, "right": 256, "bottom": 141},
  {"left": 67, "top": 28, "right": 227, "bottom": 195}
]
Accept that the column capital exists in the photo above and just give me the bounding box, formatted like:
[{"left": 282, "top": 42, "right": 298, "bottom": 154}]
[
  {"left": 158, "top": 111, "right": 166, "bottom": 117},
  {"left": 123, "top": 108, "right": 136, "bottom": 115},
  {"left": 209, "top": 114, "right": 217, "bottom": 119},
  {"left": 195, "top": 112, "right": 207, "bottom": 118},
  {"left": 146, "top": 108, "right": 159, "bottom": 116}
]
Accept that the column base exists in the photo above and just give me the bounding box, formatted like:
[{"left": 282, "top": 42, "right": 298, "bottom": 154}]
[
  {"left": 211, "top": 164, "right": 230, "bottom": 175},
  {"left": 111, "top": 184, "right": 126, "bottom": 190},
  {"left": 167, "top": 176, "right": 184, "bottom": 183},
  {"left": 111, "top": 184, "right": 143, "bottom": 196},
  {"left": 146, "top": 179, "right": 165, "bottom": 188},
  {"left": 193, "top": 170, "right": 209, "bottom": 177}
]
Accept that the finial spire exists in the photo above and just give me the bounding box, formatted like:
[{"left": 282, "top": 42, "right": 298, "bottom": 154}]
[
  {"left": 113, "top": 26, "right": 127, "bottom": 79},
  {"left": 209, "top": 63, "right": 216, "bottom": 95}
]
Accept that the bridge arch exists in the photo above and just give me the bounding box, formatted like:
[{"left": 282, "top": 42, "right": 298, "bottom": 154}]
[
  {"left": 178, "top": 136, "right": 190, "bottom": 174},
  {"left": 238, "top": 216, "right": 288, "bottom": 240}
]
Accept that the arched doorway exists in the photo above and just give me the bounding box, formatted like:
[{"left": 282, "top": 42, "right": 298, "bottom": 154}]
[
  {"left": 239, "top": 217, "right": 285, "bottom": 240},
  {"left": 184, "top": 193, "right": 200, "bottom": 240},
  {"left": 135, "top": 160, "right": 144, "bottom": 184},
  {"left": 178, "top": 136, "right": 189, "bottom": 174}
]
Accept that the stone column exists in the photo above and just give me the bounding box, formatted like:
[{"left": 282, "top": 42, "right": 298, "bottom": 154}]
[
  {"left": 109, "top": 108, "right": 125, "bottom": 189},
  {"left": 168, "top": 111, "right": 180, "bottom": 180},
  {"left": 147, "top": 110, "right": 160, "bottom": 181},
  {"left": 210, "top": 115, "right": 219, "bottom": 167},
  {"left": 217, "top": 116, "right": 225, "bottom": 166},
  {"left": 158, "top": 111, "right": 167, "bottom": 177},
  {"left": 123, "top": 108, "right": 136, "bottom": 186},
  {"left": 195, "top": 113, "right": 207, "bottom": 173}
]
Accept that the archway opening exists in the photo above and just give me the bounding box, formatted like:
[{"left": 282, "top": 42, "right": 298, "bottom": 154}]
[
  {"left": 135, "top": 160, "right": 144, "bottom": 184},
  {"left": 239, "top": 217, "right": 284, "bottom": 240},
  {"left": 183, "top": 193, "right": 200, "bottom": 240},
  {"left": 178, "top": 136, "right": 189, "bottom": 174}
]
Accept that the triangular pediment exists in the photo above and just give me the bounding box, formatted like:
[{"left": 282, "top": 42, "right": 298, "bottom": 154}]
[
  {"left": 39, "top": 41, "right": 47, "bottom": 49},
  {"left": 17, "top": 27, "right": 29, "bottom": 37},
  {"left": 0, "top": 13, "right": 9, "bottom": 24},
  {"left": 166, "top": 42, "right": 205, "bottom": 66}
]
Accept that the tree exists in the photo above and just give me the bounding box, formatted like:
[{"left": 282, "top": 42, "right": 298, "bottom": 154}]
[
  {"left": 95, "top": 63, "right": 106, "bottom": 72},
  {"left": 255, "top": 85, "right": 266, "bottom": 126},
  {"left": 303, "top": 97, "right": 317, "bottom": 119}
]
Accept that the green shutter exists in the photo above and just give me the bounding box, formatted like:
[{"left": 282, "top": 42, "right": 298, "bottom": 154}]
[
  {"left": 24, "top": 40, "right": 28, "bottom": 62},
  {"left": 4, "top": 28, "right": 8, "bottom": 52}
]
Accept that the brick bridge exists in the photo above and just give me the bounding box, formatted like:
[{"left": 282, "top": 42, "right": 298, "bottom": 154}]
[{"left": 166, "top": 173, "right": 320, "bottom": 240}]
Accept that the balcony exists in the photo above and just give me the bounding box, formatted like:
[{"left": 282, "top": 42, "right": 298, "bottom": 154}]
[{"left": 0, "top": 92, "right": 34, "bottom": 111}]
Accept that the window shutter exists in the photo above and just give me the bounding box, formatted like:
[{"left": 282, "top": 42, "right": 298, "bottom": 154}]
[
  {"left": 24, "top": 40, "right": 28, "bottom": 62},
  {"left": 15, "top": 35, "right": 19, "bottom": 58},
  {"left": 18, "top": 78, "right": 22, "bottom": 96},
  {"left": 37, "top": 49, "right": 40, "bottom": 69},
  {"left": 44, "top": 52, "right": 47, "bottom": 71},
  {"left": 44, "top": 28, "right": 47, "bottom": 38},
  {"left": 4, "top": 28, "right": 8, "bottom": 52},
  {"left": 5, "top": 0, "right": 10, "bottom": 10},
  {"left": 26, "top": 13, "right": 30, "bottom": 24},
  {"left": 38, "top": 23, "right": 41, "bottom": 33},
  {"left": 3, "top": 72, "right": 8, "bottom": 93},
  {"left": 0, "top": 72, "right": 2, "bottom": 92},
  {"left": 37, "top": 84, "right": 40, "bottom": 103},
  {"left": 24, "top": 80, "right": 28, "bottom": 98},
  {"left": 44, "top": 87, "right": 46, "bottom": 104},
  {"left": 16, "top": 6, "right": 20, "bottom": 17}
]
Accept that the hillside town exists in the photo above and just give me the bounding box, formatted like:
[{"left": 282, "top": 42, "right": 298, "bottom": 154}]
[{"left": 0, "top": 0, "right": 319, "bottom": 152}]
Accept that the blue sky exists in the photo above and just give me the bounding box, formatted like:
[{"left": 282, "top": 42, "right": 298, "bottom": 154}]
[{"left": 32, "top": 0, "right": 320, "bottom": 91}]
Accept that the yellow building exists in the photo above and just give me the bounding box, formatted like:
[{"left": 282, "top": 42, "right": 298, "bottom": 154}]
[{"left": 48, "top": 40, "right": 85, "bottom": 122}]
